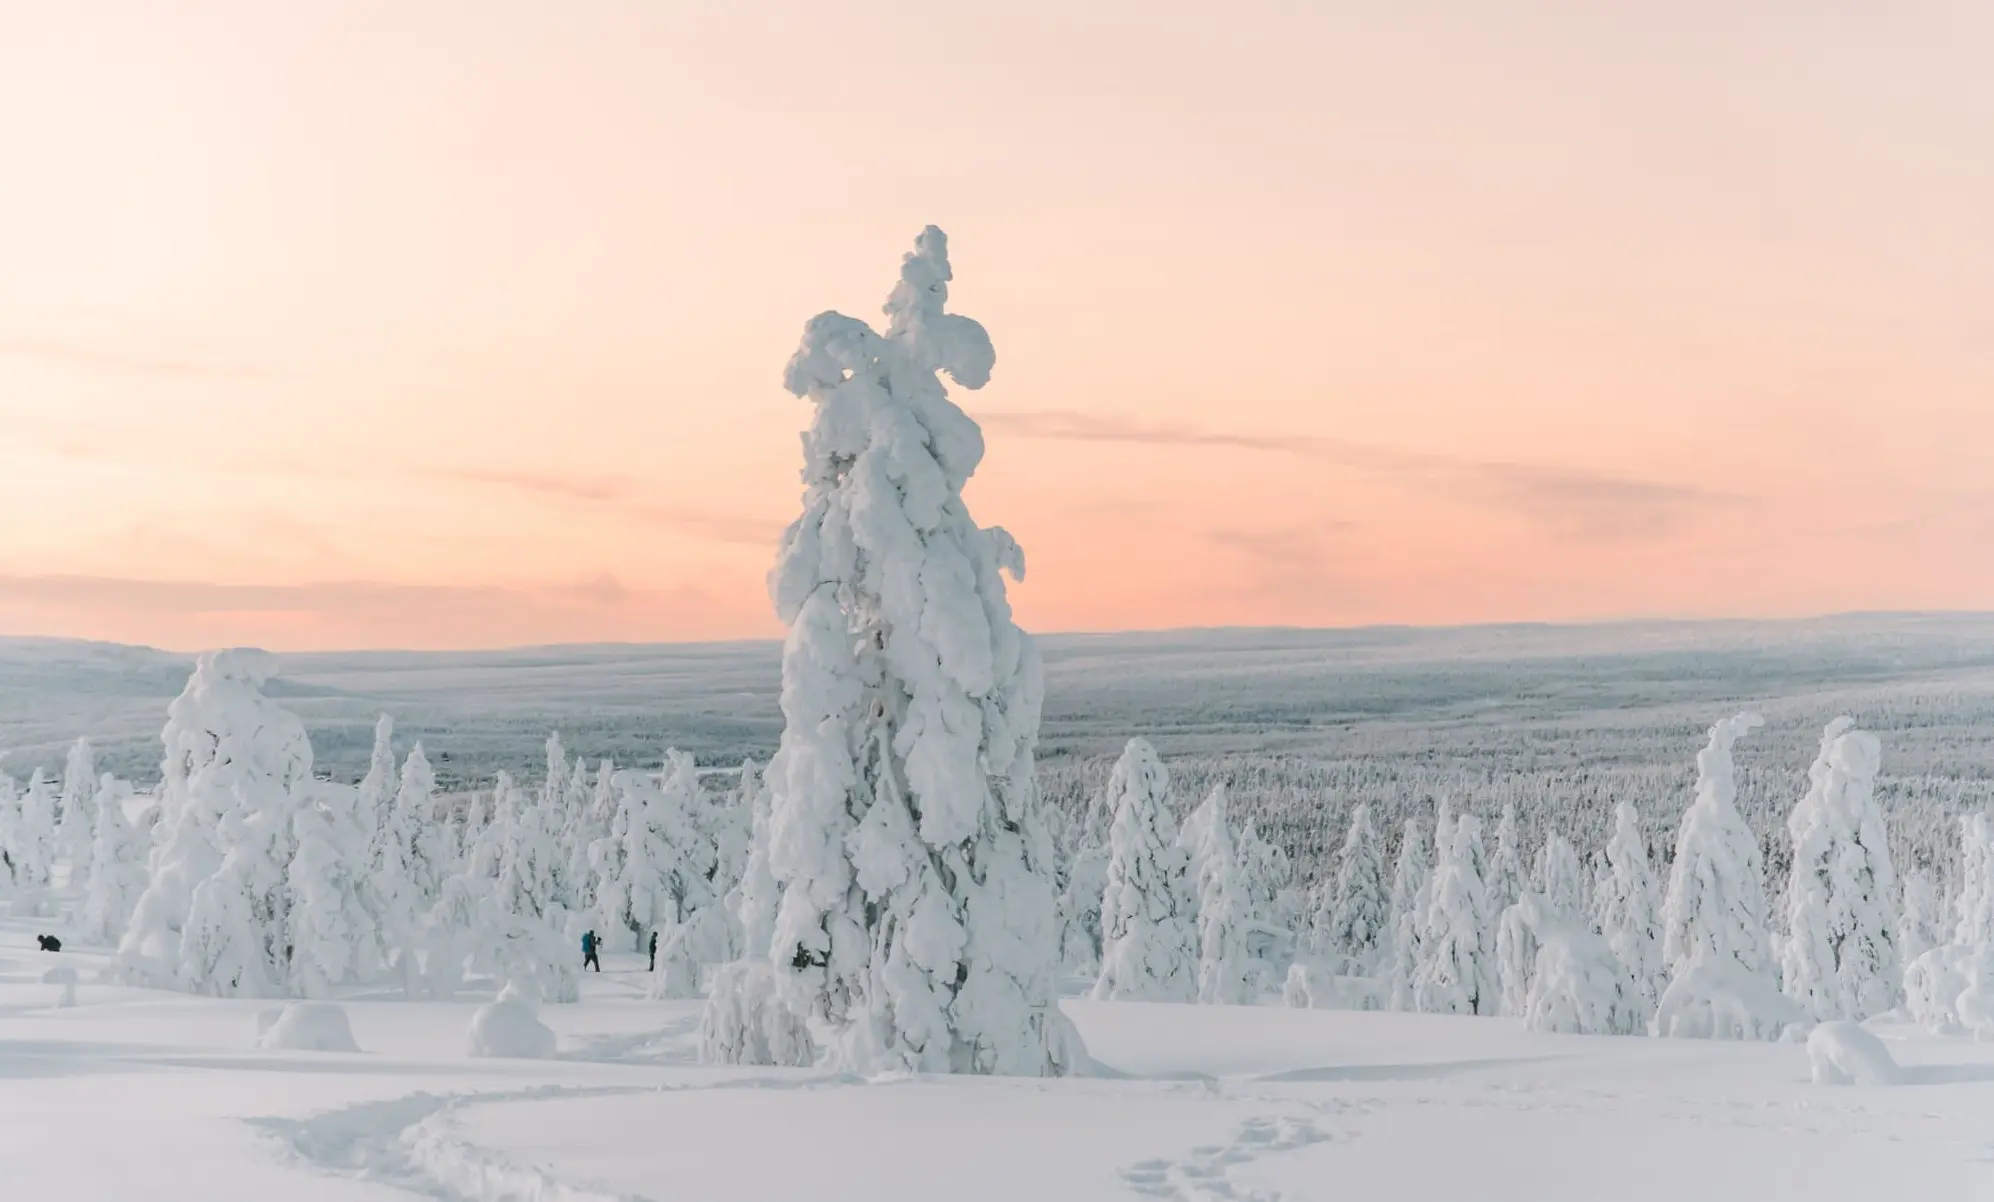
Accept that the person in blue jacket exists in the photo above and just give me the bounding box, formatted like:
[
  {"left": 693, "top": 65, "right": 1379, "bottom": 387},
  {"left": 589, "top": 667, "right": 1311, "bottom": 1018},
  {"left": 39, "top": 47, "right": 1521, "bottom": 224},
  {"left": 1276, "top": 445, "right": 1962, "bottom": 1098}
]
[{"left": 581, "top": 929, "right": 600, "bottom": 972}]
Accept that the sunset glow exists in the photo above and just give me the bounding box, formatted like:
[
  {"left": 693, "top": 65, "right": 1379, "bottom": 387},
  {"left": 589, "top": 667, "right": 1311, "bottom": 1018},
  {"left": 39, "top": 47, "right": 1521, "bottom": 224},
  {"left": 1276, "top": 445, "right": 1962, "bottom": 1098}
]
[{"left": 4, "top": 2, "right": 1991, "bottom": 650}]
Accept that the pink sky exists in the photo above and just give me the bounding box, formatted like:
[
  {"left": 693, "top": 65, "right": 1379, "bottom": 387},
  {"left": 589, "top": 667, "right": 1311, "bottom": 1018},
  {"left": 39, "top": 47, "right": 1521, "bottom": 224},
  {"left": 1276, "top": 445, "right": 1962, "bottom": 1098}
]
[{"left": 2, "top": 2, "right": 1990, "bottom": 651}]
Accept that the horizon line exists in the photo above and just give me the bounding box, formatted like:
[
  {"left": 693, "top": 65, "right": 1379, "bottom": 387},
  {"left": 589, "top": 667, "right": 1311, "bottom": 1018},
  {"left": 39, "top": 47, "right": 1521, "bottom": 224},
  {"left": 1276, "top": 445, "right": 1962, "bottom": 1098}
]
[{"left": 6, "top": 607, "right": 1993, "bottom": 660}]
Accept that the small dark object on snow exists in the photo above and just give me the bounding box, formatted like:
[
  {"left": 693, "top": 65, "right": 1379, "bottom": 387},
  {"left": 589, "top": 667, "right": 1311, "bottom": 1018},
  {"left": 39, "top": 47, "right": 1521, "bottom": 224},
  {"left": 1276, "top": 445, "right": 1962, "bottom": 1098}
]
[
  {"left": 36, "top": 934, "right": 61, "bottom": 952},
  {"left": 648, "top": 930, "right": 658, "bottom": 972}
]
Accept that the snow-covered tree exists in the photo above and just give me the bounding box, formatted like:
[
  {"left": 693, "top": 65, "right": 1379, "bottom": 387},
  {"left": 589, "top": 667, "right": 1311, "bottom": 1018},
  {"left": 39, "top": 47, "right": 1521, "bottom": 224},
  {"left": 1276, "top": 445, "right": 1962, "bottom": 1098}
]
[
  {"left": 287, "top": 781, "right": 385, "bottom": 997},
  {"left": 700, "top": 959, "right": 815, "bottom": 1067},
  {"left": 1058, "top": 839, "right": 1111, "bottom": 972},
  {"left": 1533, "top": 833, "right": 1586, "bottom": 920},
  {"left": 605, "top": 752, "right": 718, "bottom": 954},
  {"left": 1900, "top": 869, "right": 1945, "bottom": 969},
  {"left": 1655, "top": 713, "right": 1792, "bottom": 1039},
  {"left": 1780, "top": 718, "right": 1900, "bottom": 1021},
  {"left": 1592, "top": 801, "right": 1664, "bottom": 1023},
  {"left": 123, "top": 650, "right": 309, "bottom": 993},
  {"left": 1487, "top": 803, "right": 1527, "bottom": 918},
  {"left": 1521, "top": 904, "right": 1645, "bottom": 1036},
  {"left": 731, "top": 759, "right": 779, "bottom": 960},
  {"left": 760, "top": 227, "right": 1081, "bottom": 1077},
  {"left": 79, "top": 774, "right": 146, "bottom": 945},
  {"left": 177, "top": 656, "right": 315, "bottom": 997},
  {"left": 1414, "top": 813, "right": 1495, "bottom": 1015},
  {"left": 15, "top": 768, "right": 56, "bottom": 894},
  {"left": 1191, "top": 787, "right": 1254, "bottom": 1005},
  {"left": 375, "top": 742, "right": 445, "bottom": 993},
  {"left": 1232, "top": 814, "right": 1295, "bottom": 988},
  {"left": 490, "top": 784, "right": 578, "bottom": 1005},
  {"left": 355, "top": 716, "right": 395, "bottom": 872},
  {"left": 1385, "top": 817, "right": 1430, "bottom": 1011},
  {"left": 1313, "top": 803, "right": 1389, "bottom": 974},
  {"left": 1093, "top": 738, "right": 1199, "bottom": 1002},
  {"left": 0, "top": 771, "right": 21, "bottom": 894},
  {"left": 56, "top": 738, "right": 97, "bottom": 887},
  {"left": 1956, "top": 812, "right": 1994, "bottom": 946}
]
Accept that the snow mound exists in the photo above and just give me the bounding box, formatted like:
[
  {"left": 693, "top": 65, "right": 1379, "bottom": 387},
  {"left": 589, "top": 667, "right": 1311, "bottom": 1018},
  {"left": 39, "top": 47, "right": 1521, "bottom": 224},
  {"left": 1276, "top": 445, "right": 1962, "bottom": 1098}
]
[
  {"left": 468, "top": 986, "right": 557, "bottom": 1060},
  {"left": 1807, "top": 1021, "right": 1900, "bottom": 1086},
  {"left": 255, "top": 1002, "right": 362, "bottom": 1053},
  {"left": 41, "top": 965, "right": 77, "bottom": 985}
]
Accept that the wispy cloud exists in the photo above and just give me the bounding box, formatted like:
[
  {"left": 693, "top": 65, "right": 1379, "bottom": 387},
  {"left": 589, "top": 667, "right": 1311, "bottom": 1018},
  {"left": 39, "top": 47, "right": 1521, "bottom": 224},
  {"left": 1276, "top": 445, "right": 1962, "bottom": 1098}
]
[
  {"left": 0, "top": 573, "right": 643, "bottom": 616},
  {"left": 0, "top": 337, "right": 274, "bottom": 380},
  {"left": 979, "top": 409, "right": 1730, "bottom": 544},
  {"left": 438, "top": 468, "right": 782, "bottom": 546}
]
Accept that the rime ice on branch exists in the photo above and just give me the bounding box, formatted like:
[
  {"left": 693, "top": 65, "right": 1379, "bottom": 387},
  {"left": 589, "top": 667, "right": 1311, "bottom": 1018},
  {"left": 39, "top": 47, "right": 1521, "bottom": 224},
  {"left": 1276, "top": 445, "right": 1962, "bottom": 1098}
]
[{"left": 761, "top": 227, "right": 1081, "bottom": 1076}]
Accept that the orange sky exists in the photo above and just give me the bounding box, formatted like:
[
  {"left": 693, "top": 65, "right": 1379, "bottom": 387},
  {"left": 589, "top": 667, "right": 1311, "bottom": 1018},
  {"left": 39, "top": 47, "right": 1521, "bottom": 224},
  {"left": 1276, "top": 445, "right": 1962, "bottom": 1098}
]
[{"left": 2, "top": 2, "right": 1991, "bottom": 651}]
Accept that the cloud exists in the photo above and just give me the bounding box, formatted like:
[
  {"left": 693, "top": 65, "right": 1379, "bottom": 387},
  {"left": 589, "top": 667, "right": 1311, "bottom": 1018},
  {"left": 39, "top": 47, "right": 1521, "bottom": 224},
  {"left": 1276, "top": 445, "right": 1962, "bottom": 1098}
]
[
  {"left": 0, "top": 571, "right": 750, "bottom": 651},
  {"left": 0, "top": 337, "right": 273, "bottom": 380},
  {"left": 0, "top": 573, "right": 645, "bottom": 617},
  {"left": 438, "top": 468, "right": 783, "bottom": 547},
  {"left": 979, "top": 409, "right": 1730, "bottom": 544}
]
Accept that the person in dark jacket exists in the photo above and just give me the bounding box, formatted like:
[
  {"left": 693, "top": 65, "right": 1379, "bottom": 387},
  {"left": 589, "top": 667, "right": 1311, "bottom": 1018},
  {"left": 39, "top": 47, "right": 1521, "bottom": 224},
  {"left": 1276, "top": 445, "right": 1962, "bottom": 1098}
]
[
  {"left": 648, "top": 929, "right": 658, "bottom": 972},
  {"left": 581, "top": 929, "right": 600, "bottom": 972}
]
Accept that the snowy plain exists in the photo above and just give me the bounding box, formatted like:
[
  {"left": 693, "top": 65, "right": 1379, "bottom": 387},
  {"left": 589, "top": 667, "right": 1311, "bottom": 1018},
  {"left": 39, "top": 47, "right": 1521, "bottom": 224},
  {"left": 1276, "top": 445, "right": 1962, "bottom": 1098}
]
[
  {"left": 7, "top": 913, "right": 1994, "bottom": 1202},
  {"left": 7, "top": 616, "right": 1994, "bottom": 1200}
]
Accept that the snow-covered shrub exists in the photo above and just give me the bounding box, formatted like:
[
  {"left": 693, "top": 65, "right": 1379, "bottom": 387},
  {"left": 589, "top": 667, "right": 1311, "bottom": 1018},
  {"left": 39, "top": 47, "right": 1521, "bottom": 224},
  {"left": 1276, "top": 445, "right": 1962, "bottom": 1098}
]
[
  {"left": 1899, "top": 869, "right": 1944, "bottom": 970},
  {"left": 1414, "top": 813, "right": 1495, "bottom": 1015},
  {"left": 700, "top": 959, "right": 815, "bottom": 1067},
  {"left": 1094, "top": 739, "right": 1199, "bottom": 1002},
  {"left": 1806, "top": 1020, "right": 1900, "bottom": 1086},
  {"left": 1951, "top": 944, "right": 1994, "bottom": 1038},
  {"left": 1522, "top": 913, "right": 1644, "bottom": 1035},
  {"left": 1903, "top": 945, "right": 1971, "bottom": 1035},
  {"left": 648, "top": 916, "right": 702, "bottom": 1000},
  {"left": 1283, "top": 963, "right": 1315, "bottom": 1009},
  {"left": 468, "top": 983, "right": 557, "bottom": 1059},
  {"left": 1652, "top": 957, "right": 1802, "bottom": 1040},
  {"left": 1780, "top": 719, "right": 1899, "bottom": 1021},
  {"left": 256, "top": 1001, "right": 362, "bottom": 1053}
]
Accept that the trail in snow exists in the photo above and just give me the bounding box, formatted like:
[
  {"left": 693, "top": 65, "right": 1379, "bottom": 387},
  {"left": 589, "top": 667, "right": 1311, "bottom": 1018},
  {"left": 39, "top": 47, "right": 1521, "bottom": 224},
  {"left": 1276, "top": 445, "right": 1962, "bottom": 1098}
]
[
  {"left": 254, "top": 1074, "right": 858, "bottom": 1202},
  {"left": 1120, "top": 1113, "right": 1337, "bottom": 1201}
]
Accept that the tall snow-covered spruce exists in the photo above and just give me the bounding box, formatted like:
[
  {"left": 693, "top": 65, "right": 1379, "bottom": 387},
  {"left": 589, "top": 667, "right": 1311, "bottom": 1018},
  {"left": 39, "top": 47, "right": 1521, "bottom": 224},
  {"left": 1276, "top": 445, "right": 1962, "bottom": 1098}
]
[
  {"left": 757, "top": 227, "right": 1081, "bottom": 1076},
  {"left": 1655, "top": 713, "right": 1795, "bottom": 1039}
]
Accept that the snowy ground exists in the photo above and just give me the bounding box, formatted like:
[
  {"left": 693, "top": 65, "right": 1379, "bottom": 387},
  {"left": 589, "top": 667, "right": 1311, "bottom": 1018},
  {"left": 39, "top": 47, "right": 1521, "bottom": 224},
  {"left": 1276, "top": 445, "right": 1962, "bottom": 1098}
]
[{"left": 7, "top": 918, "right": 1994, "bottom": 1201}]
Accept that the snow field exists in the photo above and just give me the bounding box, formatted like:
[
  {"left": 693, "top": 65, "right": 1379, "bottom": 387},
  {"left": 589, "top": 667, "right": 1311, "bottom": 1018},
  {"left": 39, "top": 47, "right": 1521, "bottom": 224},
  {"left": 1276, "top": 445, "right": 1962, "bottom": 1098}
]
[{"left": 10, "top": 920, "right": 1994, "bottom": 1202}]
